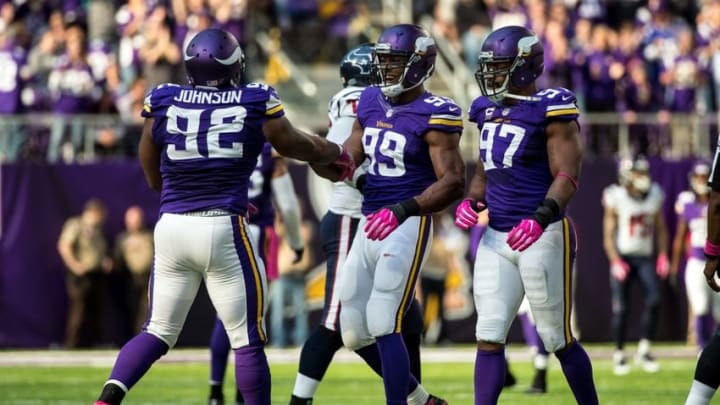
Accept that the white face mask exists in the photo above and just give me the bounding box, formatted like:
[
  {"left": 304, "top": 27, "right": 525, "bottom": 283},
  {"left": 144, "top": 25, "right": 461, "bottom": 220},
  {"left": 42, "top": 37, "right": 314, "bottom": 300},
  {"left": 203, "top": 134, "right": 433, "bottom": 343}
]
[
  {"left": 632, "top": 175, "right": 651, "bottom": 192},
  {"left": 692, "top": 181, "right": 709, "bottom": 195}
]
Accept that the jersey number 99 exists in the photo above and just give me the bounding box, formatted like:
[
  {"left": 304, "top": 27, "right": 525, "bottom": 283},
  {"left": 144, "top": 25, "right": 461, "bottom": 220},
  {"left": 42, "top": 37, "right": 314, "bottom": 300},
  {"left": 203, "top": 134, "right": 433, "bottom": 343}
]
[{"left": 363, "top": 128, "right": 407, "bottom": 177}]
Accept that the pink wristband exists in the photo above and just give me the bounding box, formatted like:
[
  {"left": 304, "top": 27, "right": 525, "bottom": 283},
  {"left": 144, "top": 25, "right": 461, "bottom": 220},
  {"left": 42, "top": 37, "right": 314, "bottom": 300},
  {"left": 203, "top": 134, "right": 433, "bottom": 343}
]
[
  {"left": 704, "top": 240, "right": 720, "bottom": 257},
  {"left": 557, "top": 172, "right": 579, "bottom": 190}
]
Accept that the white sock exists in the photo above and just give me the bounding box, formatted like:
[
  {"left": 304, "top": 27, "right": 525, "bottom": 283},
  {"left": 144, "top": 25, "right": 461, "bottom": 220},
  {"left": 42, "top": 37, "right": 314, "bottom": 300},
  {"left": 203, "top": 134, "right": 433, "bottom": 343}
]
[
  {"left": 292, "top": 373, "right": 320, "bottom": 399},
  {"left": 685, "top": 380, "right": 717, "bottom": 405},
  {"left": 407, "top": 383, "right": 430, "bottom": 405},
  {"left": 613, "top": 350, "right": 625, "bottom": 362},
  {"left": 534, "top": 354, "right": 549, "bottom": 370},
  {"left": 638, "top": 339, "right": 651, "bottom": 355}
]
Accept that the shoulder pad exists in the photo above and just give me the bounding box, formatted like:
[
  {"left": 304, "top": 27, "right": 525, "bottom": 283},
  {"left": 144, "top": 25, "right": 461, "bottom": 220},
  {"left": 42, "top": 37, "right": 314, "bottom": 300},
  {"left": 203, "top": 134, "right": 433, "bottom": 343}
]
[
  {"left": 468, "top": 96, "right": 495, "bottom": 124},
  {"left": 536, "top": 87, "right": 579, "bottom": 121},
  {"left": 141, "top": 84, "right": 181, "bottom": 118},
  {"left": 674, "top": 190, "right": 695, "bottom": 215},
  {"left": 425, "top": 95, "right": 463, "bottom": 132},
  {"left": 602, "top": 184, "right": 620, "bottom": 208},
  {"left": 329, "top": 86, "right": 363, "bottom": 119},
  {"left": 245, "top": 82, "right": 284, "bottom": 118}
]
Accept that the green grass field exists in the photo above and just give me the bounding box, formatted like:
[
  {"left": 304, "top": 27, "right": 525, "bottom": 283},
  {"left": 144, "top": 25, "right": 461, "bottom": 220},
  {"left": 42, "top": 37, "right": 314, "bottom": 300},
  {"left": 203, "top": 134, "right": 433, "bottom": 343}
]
[{"left": 0, "top": 345, "right": 705, "bottom": 404}]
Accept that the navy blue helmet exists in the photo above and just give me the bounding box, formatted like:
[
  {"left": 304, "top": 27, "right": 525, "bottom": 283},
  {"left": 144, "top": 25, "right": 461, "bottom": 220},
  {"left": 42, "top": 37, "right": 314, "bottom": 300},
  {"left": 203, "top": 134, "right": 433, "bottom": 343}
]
[
  {"left": 184, "top": 28, "right": 245, "bottom": 88},
  {"left": 340, "top": 43, "right": 374, "bottom": 87}
]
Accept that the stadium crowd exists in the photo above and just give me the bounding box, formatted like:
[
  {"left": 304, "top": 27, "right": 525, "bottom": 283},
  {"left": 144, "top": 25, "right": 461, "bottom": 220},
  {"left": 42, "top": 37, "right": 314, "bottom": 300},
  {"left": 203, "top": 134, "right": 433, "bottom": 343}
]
[{"left": 0, "top": 0, "right": 719, "bottom": 161}]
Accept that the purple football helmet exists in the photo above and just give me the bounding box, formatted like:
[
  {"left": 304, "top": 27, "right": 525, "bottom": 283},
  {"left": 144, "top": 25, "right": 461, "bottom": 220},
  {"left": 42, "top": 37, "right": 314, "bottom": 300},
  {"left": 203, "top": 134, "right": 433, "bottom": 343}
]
[
  {"left": 184, "top": 28, "right": 245, "bottom": 88},
  {"left": 475, "top": 25, "right": 544, "bottom": 103},
  {"left": 373, "top": 24, "right": 436, "bottom": 97}
]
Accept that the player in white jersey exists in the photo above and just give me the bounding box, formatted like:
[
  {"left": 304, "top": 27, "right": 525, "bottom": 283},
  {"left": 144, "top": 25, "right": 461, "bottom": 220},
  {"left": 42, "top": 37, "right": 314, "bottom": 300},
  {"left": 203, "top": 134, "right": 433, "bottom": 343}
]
[
  {"left": 291, "top": 43, "right": 444, "bottom": 405},
  {"left": 93, "top": 29, "right": 354, "bottom": 405},
  {"left": 684, "top": 135, "right": 720, "bottom": 405},
  {"left": 671, "top": 162, "right": 720, "bottom": 353},
  {"left": 602, "top": 155, "right": 669, "bottom": 376}
]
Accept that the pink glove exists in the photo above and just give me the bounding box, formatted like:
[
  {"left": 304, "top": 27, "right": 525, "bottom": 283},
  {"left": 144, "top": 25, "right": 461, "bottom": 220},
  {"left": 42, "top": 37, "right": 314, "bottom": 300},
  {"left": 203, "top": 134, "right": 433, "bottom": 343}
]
[
  {"left": 331, "top": 145, "right": 356, "bottom": 181},
  {"left": 364, "top": 208, "right": 400, "bottom": 241},
  {"left": 506, "top": 218, "right": 544, "bottom": 251},
  {"left": 656, "top": 253, "right": 669, "bottom": 279},
  {"left": 611, "top": 258, "right": 630, "bottom": 282},
  {"left": 454, "top": 198, "right": 486, "bottom": 229}
]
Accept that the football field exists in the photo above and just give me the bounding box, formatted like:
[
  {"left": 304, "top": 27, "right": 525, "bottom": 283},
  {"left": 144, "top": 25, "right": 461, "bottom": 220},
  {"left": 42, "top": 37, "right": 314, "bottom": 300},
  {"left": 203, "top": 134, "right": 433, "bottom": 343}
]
[{"left": 0, "top": 344, "right": 705, "bottom": 404}]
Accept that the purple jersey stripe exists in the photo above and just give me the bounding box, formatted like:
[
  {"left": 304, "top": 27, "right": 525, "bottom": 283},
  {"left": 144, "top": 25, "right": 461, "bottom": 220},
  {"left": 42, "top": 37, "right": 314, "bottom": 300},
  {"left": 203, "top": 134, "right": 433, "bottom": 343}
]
[
  {"left": 231, "top": 216, "right": 267, "bottom": 345},
  {"left": 394, "top": 215, "right": 432, "bottom": 333}
]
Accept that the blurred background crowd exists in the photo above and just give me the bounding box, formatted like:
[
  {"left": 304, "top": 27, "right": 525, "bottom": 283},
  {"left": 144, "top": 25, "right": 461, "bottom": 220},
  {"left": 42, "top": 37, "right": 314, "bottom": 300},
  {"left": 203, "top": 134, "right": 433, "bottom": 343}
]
[{"left": 1, "top": 0, "right": 720, "bottom": 161}]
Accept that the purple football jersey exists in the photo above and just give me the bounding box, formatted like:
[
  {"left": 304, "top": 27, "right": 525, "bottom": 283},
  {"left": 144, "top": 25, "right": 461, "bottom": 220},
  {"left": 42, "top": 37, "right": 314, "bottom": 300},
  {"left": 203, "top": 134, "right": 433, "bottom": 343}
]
[
  {"left": 141, "top": 82, "right": 284, "bottom": 215},
  {"left": 0, "top": 46, "right": 26, "bottom": 114},
  {"left": 469, "top": 87, "right": 579, "bottom": 231},
  {"left": 48, "top": 60, "right": 97, "bottom": 114},
  {"left": 248, "top": 142, "right": 276, "bottom": 227},
  {"left": 356, "top": 86, "right": 463, "bottom": 215},
  {"left": 679, "top": 195, "right": 707, "bottom": 260}
]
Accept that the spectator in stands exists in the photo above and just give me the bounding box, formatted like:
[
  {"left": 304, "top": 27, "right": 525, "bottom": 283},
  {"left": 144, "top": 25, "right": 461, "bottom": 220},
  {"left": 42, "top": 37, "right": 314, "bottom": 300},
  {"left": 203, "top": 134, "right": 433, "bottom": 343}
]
[
  {"left": 456, "top": 0, "right": 491, "bottom": 69},
  {"left": 57, "top": 198, "right": 111, "bottom": 348},
  {"left": 114, "top": 0, "right": 147, "bottom": 92},
  {"left": 114, "top": 205, "right": 154, "bottom": 334},
  {"left": 583, "top": 24, "right": 624, "bottom": 156},
  {"left": 270, "top": 217, "right": 314, "bottom": 347},
  {"left": 47, "top": 25, "right": 99, "bottom": 163},
  {"left": 661, "top": 28, "right": 705, "bottom": 157},
  {"left": 541, "top": 19, "right": 573, "bottom": 89},
  {"left": 139, "top": 9, "right": 181, "bottom": 89},
  {"left": 619, "top": 58, "right": 666, "bottom": 156},
  {"left": 0, "top": 24, "right": 29, "bottom": 162}
]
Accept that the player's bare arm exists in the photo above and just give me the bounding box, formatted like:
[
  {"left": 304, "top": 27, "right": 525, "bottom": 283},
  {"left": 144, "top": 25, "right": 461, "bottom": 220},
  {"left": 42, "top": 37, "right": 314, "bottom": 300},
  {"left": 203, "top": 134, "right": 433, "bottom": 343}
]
[
  {"left": 466, "top": 158, "right": 488, "bottom": 203},
  {"left": 139, "top": 117, "right": 162, "bottom": 192},
  {"left": 264, "top": 115, "right": 343, "bottom": 165},
  {"left": 655, "top": 210, "right": 670, "bottom": 256},
  {"left": 310, "top": 118, "right": 365, "bottom": 182},
  {"left": 670, "top": 218, "right": 688, "bottom": 277},
  {"left": 414, "top": 130, "right": 465, "bottom": 213},
  {"left": 603, "top": 205, "right": 620, "bottom": 262},
  {"left": 704, "top": 188, "right": 720, "bottom": 290},
  {"left": 545, "top": 120, "right": 582, "bottom": 210},
  {"left": 343, "top": 118, "right": 366, "bottom": 164}
]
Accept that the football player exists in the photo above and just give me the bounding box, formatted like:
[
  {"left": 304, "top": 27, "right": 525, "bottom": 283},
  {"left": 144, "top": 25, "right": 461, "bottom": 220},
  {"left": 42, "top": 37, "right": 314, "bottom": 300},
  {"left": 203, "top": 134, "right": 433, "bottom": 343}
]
[
  {"left": 93, "top": 28, "right": 353, "bottom": 405},
  {"left": 290, "top": 44, "right": 441, "bottom": 405},
  {"left": 684, "top": 136, "right": 720, "bottom": 405},
  {"left": 207, "top": 142, "right": 305, "bottom": 405},
  {"left": 454, "top": 25, "right": 599, "bottom": 405},
  {"left": 314, "top": 25, "right": 465, "bottom": 404},
  {"left": 671, "top": 162, "right": 719, "bottom": 352},
  {"left": 603, "top": 155, "right": 668, "bottom": 375}
]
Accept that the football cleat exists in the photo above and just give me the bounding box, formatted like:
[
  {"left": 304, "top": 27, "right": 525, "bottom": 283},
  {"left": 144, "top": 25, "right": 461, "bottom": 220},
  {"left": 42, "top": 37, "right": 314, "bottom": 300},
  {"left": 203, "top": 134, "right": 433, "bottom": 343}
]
[
  {"left": 207, "top": 399, "right": 224, "bottom": 405},
  {"left": 94, "top": 402, "right": 111, "bottom": 405},
  {"left": 612, "top": 352, "right": 631, "bottom": 376},
  {"left": 635, "top": 352, "right": 660, "bottom": 373},
  {"left": 424, "top": 394, "right": 448, "bottom": 405},
  {"left": 526, "top": 369, "right": 547, "bottom": 394}
]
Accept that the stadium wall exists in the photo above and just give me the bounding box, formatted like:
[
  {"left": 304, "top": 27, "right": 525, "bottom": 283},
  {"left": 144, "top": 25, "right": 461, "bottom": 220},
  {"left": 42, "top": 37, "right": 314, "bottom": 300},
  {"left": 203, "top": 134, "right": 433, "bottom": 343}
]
[{"left": 0, "top": 158, "right": 696, "bottom": 348}]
